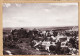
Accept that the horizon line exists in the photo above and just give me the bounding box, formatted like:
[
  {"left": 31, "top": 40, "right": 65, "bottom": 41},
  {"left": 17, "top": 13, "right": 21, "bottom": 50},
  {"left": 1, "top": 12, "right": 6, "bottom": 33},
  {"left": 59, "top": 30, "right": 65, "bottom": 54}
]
[{"left": 3, "top": 25, "right": 78, "bottom": 28}]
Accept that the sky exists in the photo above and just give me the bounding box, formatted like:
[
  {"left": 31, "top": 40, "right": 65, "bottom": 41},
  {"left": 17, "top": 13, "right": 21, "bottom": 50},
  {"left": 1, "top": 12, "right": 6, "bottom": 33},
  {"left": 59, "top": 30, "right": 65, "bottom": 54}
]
[{"left": 3, "top": 3, "right": 78, "bottom": 28}]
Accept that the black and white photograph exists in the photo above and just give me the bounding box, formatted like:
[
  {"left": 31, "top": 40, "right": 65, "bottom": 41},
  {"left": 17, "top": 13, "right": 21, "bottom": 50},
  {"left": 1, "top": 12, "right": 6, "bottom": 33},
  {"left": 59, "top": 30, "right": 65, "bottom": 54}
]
[{"left": 3, "top": 3, "right": 79, "bottom": 55}]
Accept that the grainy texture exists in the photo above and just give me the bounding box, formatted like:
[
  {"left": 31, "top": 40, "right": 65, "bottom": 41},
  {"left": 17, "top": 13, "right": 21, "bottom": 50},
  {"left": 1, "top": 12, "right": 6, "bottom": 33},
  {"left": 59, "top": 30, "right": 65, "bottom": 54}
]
[{"left": 0, "top": 0, "right": 80, "bottom": 56}]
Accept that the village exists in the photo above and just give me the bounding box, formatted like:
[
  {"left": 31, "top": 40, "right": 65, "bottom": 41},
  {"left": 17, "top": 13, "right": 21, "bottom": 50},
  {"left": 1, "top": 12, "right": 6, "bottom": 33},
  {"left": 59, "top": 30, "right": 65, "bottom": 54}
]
[{"left": 3, "top": 26, "right": 79, "bottom": 55}]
